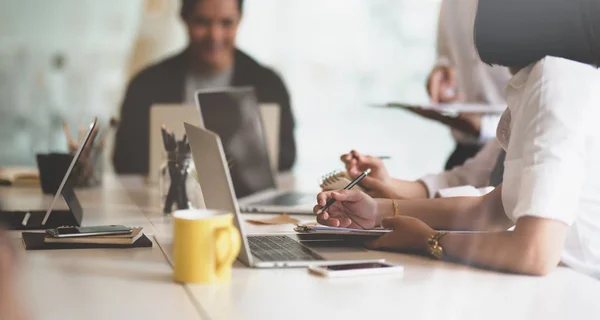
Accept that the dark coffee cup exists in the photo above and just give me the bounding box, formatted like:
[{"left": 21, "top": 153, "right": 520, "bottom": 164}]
[{"left": 36, "top": 153, "right": 73, "bottom": 195}]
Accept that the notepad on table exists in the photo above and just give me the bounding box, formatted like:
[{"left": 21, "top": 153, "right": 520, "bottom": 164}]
[
  {"left": 320, "top": 170, "right": 367, "bottom": 192},
  {"left": 295, "top": 224, "right": 391, "bottom": 236},
  {"left": 0, "top": 166, "right": 40, "bottom": 186},
  {"left": 44, "top": 227, "right": 145, "bottom": 245}
]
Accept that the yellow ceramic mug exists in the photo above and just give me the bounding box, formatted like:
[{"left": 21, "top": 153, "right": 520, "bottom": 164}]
[{"left": 173, "top": 209, "right": 241, "bottom": 283}]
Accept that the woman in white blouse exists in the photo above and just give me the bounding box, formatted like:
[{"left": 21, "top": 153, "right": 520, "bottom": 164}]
[{"left": 314, "top": 0, "right": 600, "bottom": 277}]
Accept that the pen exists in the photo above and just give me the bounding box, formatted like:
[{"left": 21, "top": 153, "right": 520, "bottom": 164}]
[
  {"left": 63, "top": 122, "right": 78, "bottom": 152},
  {"left": 351, "top": 155, "right": 391, "bottom": 160},
  {"left": 179, "top": 134, "right": 189, "bottom": 154},
  {"left": 170, "top": 131, "right": 176, "bottom": 150},
  {"left": 161, "top": 125, "right": 175, "bottom": 152},
  {"left": 181, "top": 134, "right": 188, "bottom": 151},
  {"left": 317, "top": 168, "right": 371, "bottom": 214},
  {"left": 354, "top": 155, "right": 391, "bottom": 160}
]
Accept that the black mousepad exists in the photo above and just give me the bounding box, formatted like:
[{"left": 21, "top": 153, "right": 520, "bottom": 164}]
[{"left": 21, "top": 232, "right": 153, "bottom": 250}]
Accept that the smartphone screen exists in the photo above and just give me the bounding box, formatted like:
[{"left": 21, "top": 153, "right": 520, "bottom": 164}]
[
  {"left": 321, "top": 262, "right": 393, "bottom": 271},
  {"left": 56, "top": 226, "right": 131, "bottom": 235}
]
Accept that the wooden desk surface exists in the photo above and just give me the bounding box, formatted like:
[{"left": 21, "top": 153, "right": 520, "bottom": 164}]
[
  {"left": 4, "top": 176, "right": 203, "bottom": 320},
  {"left": 152, "top": 214, "right": 600, "bottom": 320},
  {"left": 115, "top": 176, "right": 600, "bottom": 320},
  {"left": 5, "top": 175, "right": 600, "bottom": 320}
]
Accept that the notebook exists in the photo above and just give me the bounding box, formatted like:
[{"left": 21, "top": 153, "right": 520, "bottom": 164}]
[
  {"left": 319, "top": 170, "right": 367, "bottom": 192},
  {"left": 0, "top": 167, "right": 40, "bottom": 186},
  {"left": 22, "top": 232, "right": 153, "bottom": 250},
  {"left": 295, "top": 224, "right": 391, "bottom": 236},
  {"left": 43, "top": 227, "right": 144, "bottom": 245}
]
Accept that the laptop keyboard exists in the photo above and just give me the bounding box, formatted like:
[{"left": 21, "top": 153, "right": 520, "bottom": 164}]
[
  {"left": 252, "top": 192, "right": 312, "bottom": 206},
  {"left": 248, "top": 236, "right": 324, "bottom": 262}
]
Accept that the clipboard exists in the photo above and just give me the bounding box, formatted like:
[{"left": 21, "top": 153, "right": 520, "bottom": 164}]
[
  {"left": 373, "top": 102, "right": 507, "bottom": 115},
  {"left": 294, "top": 224, "right": 391, "bottom": 236}
]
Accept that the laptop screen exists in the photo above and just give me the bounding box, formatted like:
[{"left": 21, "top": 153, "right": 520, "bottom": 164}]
[
  {"left": 40, "top": 118, "right": 97, "bottom": 225},
  {"left": 196, "top": 88, "right": 276, "bottom": 198},
  {"left": 183, "top": 122, "right": 254, "bottom": 266}
]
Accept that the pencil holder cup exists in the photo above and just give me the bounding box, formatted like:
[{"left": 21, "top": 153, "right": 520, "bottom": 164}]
[
  {"left": 36, "top": 153, "right": 72, "bottom": 194},
  {"left": 36, "top": 146, "right": 103, "bottom": 194},
  {"left": 71, "top": 144, "right": 103, "bottom": 188},
  {"left": 159, "top": 151, "right": 204, "bottom": 214}
]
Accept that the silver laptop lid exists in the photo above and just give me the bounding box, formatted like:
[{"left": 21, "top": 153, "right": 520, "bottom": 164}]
[
  {"left": 40, "top": 118, "right": 97, "bottom": 226},
  {"left": 183, "top": 122, "right": 254, "bottom": 267},
  {"left": 194, "top": 87, "right": 277, "bottom": 199}
]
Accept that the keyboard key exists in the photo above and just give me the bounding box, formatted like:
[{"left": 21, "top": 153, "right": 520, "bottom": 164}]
[
  {"left": 250, "top": 192, "right": 312, "bottom": 206},
  {"left": 248, "top": 236, "right": 324, "bottom": 262}
]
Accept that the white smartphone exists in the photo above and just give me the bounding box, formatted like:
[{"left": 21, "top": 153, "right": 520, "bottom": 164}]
[{"left": 307, "top": 260, "right": 404, "bottom": 278}]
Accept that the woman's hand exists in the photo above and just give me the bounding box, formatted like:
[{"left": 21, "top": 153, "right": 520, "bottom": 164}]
[
  {"left": 367, "top": 216, "right": 436, "bottom": 253},
  {"left": 340, "top": 150, "right": 391, "bottom": 183},
  {"left": 313, "top": 190, "right": 380, "bottom": 229},
  {"left": 340, "top": 150, "right": 399, "bottom": 198},
  {"left": 339, "top": 150, "right": 429, "bottom": 199},
  {"left": 426, "top": 65, "right": 463, "bottom": 103}
]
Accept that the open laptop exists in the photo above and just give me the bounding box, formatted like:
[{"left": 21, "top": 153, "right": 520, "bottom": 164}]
[
  {"left": 184, "top": 122, "right": 372, "bottom": 267},
  {"left": 195, "top": 87, "right": 314, "bottom": 214},
  {"left": 0, "top": 118, "right": 96, "bottom": 230},
  {"left": 148, "top": 103, "right": 279, "bottom": 183}
]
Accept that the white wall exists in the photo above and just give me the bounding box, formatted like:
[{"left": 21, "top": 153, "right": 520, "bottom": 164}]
[
  {"left": 237, "top": 0, "right": 452, "bottom": 179},
  {"left": 0, "top": 0, "right": 143, "bottom": 166},
  {"left": 0, "top": 0, "right": 453, "bottom": 180}
]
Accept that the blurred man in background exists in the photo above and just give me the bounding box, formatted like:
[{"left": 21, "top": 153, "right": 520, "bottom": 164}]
[
  {"left": 113, "top": 0, "right": 296, "bottom": 174},
  {"left": 426, "top": 0, "right": 511, "bottom": 169}
]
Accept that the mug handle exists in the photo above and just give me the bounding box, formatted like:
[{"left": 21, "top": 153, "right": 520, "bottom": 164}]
[{"left": 214, "top": 225, "right": 241, "bottom": 276}]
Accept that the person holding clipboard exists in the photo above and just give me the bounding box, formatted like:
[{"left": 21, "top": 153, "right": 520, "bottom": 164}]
[
  {"left": 423, "top": 0, "right": 511, "bottom": 170},
  {"left": 353, "top": 0, "right": 510, "bottom": 200},
  {"left": 315, "top": 0, "right": 600, "bottom": 278}
]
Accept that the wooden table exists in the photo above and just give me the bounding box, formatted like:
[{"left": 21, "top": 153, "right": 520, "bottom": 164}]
[
  {"left": 7, "top": 174, "right": 600, "bottom": 320},
  {"left": 5, "top": 176, "right": 203, "bottom": 320},
  {"left": 118, "top": 175, "right": 600, "bottom": 320}
]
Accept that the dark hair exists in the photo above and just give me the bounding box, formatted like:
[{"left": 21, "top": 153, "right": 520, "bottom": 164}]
[
  {"left": 474, "top": 0, "right": 600, "bottom": 68},
  {"left": 180, "top": 0, "right": 244, "bottom": 19}
]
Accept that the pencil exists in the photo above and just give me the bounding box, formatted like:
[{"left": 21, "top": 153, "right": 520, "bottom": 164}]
[{"left": 352, "top": 155, "right": 391, "bottom": 160}]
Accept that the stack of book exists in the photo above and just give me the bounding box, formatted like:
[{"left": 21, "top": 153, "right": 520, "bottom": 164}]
[
  {"left": 43, "top": 227, "right": 145, "bottom": 245},
  {"left": 0, "top": 166, "right": 40, "bottom": 186}
]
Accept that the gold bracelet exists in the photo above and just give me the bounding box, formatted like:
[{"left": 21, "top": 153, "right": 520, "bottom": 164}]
[
  {"left": 426, "top": 231, "right": 448, "bottom": 260},
  {"left": 392, "top": 200, "right": 399, "bottom": 216}
]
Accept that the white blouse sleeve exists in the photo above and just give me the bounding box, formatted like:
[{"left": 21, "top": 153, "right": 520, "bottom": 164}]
[
  {"left": 478, "top": 114, "right": 502, "bottom": 143},
  {"left": 419, "top": 139, "right": 503, "bottom": 198},
  {"left": 504, "top": 59, "right": 596, "bottom": 226}
]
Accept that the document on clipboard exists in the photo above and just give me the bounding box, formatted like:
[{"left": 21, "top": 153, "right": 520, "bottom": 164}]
[
  {"left": 373, "top": 102, "right": 507, "bottom": 115},
  {"left": 294, "top": 224, "right": 392, "bottom": 236}
]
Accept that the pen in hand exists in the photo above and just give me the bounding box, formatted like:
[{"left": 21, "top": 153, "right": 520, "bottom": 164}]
[
  {"left": 352, "top": 155, "right": 391, "bottom": 160},
  {"left": 316, "top": 168, "right": 371, "bottom": 214}
]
